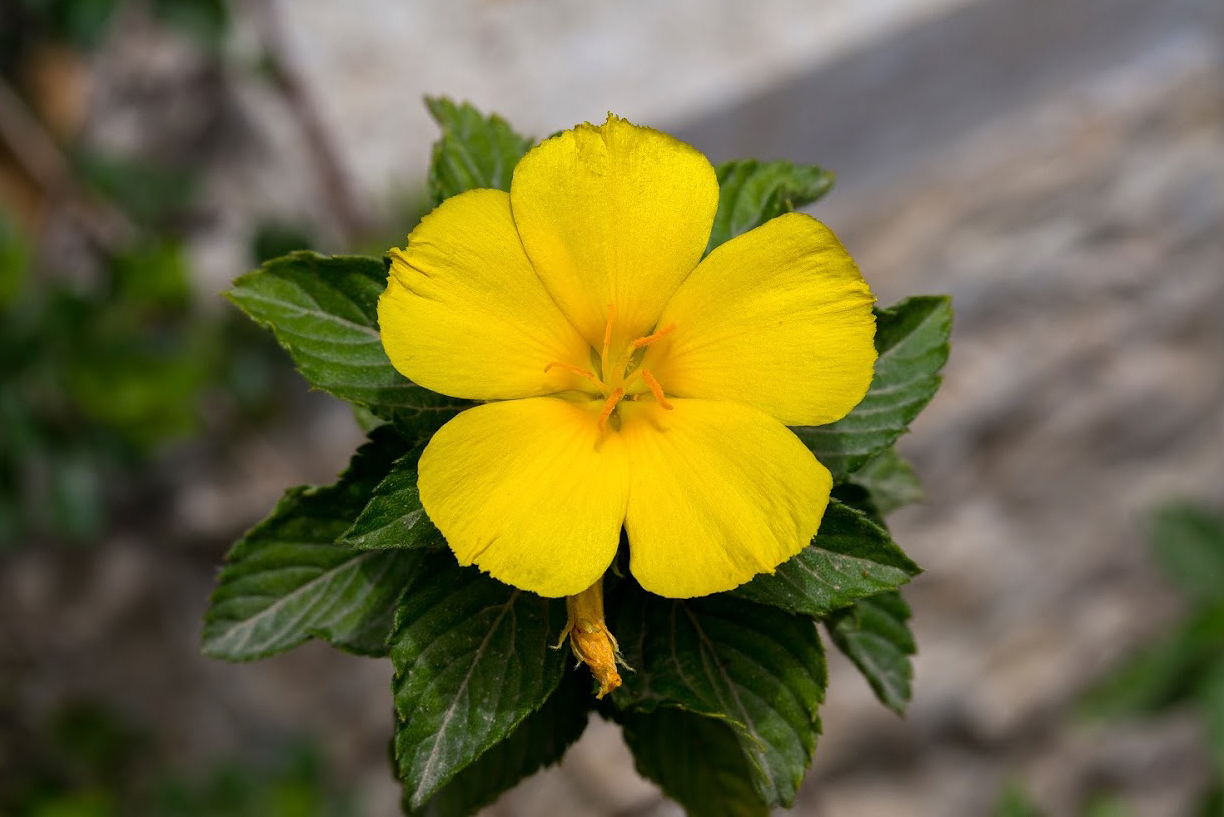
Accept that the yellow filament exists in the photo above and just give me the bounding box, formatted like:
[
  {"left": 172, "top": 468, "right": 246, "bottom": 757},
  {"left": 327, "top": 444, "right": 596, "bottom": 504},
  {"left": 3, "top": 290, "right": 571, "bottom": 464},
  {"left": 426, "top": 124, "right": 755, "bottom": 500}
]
[
  {"left": 631, "top": 322, "right": 676, "bottom": 349},
  {"left": 641, "top": 368, "right": 673, "bottom": 409},
  {"left": 597, "top": 387, "right": 624, "bottom": 431}
]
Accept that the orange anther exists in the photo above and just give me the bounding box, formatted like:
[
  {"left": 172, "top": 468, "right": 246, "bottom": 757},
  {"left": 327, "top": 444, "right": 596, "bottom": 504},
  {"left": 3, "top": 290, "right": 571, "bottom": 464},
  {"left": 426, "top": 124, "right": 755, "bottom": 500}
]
[
  {"left": 640, "top": 369, "right": 673, "bottom": 410},
  {"left": 597, "top": 387, "right": 624, "bottom": 431},
  {"left": 545, "top": 361, "right": 601, "bottom": 386},
  {"left": 631, "top": 322, "right": 676, "bottom": 349}
]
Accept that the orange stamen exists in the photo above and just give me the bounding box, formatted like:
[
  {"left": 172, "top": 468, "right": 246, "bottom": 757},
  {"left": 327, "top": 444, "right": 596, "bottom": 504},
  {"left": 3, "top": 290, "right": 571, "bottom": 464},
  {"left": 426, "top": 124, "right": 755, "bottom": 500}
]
[
  {"left": 631, "top": 322, "right": 676, "bottom": 349},
  {"left": 601, "top": 303, "right": 616, "bottom": 366},
  {"left": 544, "top": 361, "right": 601, "bottom": 387},
  {"left": 640, "top": 369, "right": 673, "bottom": 409},
  {"left": 597, "top": 387, "right": 624, "bottom": 431}
]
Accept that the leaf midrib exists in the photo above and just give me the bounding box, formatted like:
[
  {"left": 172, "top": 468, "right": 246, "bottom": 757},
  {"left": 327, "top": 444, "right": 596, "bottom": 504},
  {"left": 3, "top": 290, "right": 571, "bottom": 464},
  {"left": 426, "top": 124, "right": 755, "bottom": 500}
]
[
  {"left": 412, "top": 590, "right": 521, "bottom": 803},
  {"left": 208, "top": 548, "right": 383, "bottom": 654}
]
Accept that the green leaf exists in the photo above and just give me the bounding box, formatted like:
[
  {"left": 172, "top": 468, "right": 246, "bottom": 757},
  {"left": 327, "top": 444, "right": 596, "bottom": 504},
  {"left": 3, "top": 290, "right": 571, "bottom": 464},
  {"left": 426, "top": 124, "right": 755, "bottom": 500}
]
[
  {"left": 1147, "top": 503, "right": 1224, "bottom": 605},
  {"left": 411, "top": 670, "right": 590, "bottom": 817},
  {"left": 827, "top": 591, "right": 916, "bottom": 715},
  {"left": 340, "top": 444, "right": 445, "bottom": 550},
  {"left": 733, "top": 499, "right": 919, "bottom": 618},
  {"left": 202, "top": 428, "right": 422, "bottom": 660},
  {"left": 706, "top": 160, "right": 835, "bottom": 253},
  {"left": 849, "top": 448, "right": 925, "bottom": 516},
  {"left": 621, "top": 707, "right": 769, "bottom": 817},
  {"left": 795, "top": 296, "right": 952, "bottom": 482},
  {"left": 391, "top": 553, "right": 568, "bottom": 808},
  {"left": 613, "top": 592, "right": 826, "bottom": 808},
  {"left": 1078, "top": 600, "right": 1224, "bottom": 719},
  {"left": 425, "top": 97, "right": 534, "bottom": 206},
  {"left": 226, "top": 251, "right": 467, "bottom": 437}
]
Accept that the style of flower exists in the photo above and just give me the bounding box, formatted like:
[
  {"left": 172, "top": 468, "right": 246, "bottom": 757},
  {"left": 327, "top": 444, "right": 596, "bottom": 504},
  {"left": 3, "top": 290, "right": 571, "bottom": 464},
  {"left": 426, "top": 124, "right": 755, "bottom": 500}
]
[{"left": 378, "top": 115, "right": 876, "bottom": 604}]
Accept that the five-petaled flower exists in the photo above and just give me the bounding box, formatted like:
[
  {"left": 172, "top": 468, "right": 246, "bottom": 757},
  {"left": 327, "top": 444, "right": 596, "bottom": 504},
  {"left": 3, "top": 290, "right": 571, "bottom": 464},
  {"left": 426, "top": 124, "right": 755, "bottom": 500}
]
[{"left": 378, "top": 115, "right": 876, "bottom": 601}]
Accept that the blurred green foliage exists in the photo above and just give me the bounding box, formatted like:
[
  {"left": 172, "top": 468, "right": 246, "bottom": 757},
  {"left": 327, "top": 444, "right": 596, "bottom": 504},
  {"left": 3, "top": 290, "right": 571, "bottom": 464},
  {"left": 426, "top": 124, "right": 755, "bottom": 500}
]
[
  {"left": 1080, "top": 502, "right": 1224, "bottom": 816},
  {"left": 0, "top": 698, "right": 354, "bottom": 817},
  {"left": 0, "top": 160, "right": 314, "bottom": 547},
  {"left": 994, "top": 784, "right": 1134, "bottom": 817},
  {"left": 0, "top": 207, "right": 300, "bottom": 546},
  {"left": 997, "top": 503, "right": 1224, "bottom": 817},
  {"left": 0, "top": 0, "right": 338, "bottom": 547},
  {"left": 1, "top": 0, "right": 228, "bottom": 58}
]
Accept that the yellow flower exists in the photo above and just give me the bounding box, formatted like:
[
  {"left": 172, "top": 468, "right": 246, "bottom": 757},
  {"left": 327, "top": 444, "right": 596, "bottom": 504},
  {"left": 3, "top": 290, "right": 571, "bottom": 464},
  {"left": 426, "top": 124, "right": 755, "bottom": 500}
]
[{"left": 378, "top": 115, "right": 876, "bottom": 600}]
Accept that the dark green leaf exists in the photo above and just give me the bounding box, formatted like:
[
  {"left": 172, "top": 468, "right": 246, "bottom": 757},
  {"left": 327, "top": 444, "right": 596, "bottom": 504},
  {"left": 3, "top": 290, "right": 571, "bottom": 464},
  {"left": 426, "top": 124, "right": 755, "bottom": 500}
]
[
  {"left": 225, "top": 251, "right": 468, "bottom": 436},
  {"left": 733, "top": 499, "right": 918, "bottom": 618},
  {"left": 1148, "top": 503, "right": 1224, "bottom": 605},
  {"left": 621, "top": 707, "right": 769, "bottom": 817},
  {"left": 391, "top": 554, "right": 568, "bottom": 808},
  {"left": 412, "top": 670, "right": 590, "bottom": 817},
  {"left": 795, "top": 296, "right": 951, "bottom": 482},
  {"left": 202, "top": 428, "right": 420, "bottom": 660},
  {"left": 613, "top": 592, "right": 826, "bottom": 808},
  {"left": 1078, "top": 600, "right": 1224, "bottom": 719},
  {"left": 827, "top": 591, "right": 916, "bottom": 714},
  {"left": 706, "top": 160, "right": 835, "bottom": 253},
  {"left": 850, "top": 448, "right": 925, "bottom": 516},
  {"left": 340, "top": 444, "right": 445, "bottom": 550},
  {"left": 425, "top": 97, "right": 534, "bottom": 206}
]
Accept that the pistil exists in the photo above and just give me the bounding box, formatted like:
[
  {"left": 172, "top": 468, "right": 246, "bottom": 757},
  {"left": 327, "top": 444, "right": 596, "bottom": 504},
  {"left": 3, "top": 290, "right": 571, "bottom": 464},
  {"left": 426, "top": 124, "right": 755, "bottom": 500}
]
[{"left": 597, "top": 387, "right": 624, "bottom": 431}]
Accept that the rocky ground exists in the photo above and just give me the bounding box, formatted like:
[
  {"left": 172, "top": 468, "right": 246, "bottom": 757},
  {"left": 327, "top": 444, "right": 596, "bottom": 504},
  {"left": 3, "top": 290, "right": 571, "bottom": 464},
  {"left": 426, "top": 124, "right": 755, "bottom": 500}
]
[{"left": 3, "top": 2, "right": 1222, "bottom": 816}]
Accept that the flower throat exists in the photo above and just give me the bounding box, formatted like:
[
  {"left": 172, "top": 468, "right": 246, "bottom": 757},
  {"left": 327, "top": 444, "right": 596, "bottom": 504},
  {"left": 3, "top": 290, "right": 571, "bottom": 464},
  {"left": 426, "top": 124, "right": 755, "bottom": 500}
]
[{"left": 545, "top": 303, "right": 675, "bottom": 431}]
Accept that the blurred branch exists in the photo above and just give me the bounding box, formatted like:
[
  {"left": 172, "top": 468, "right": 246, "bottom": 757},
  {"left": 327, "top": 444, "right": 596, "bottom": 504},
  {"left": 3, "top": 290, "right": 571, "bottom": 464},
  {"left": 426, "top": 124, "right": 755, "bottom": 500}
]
[
  {"left": 249, "top": 0, "right": 368, "bottom": 244},
  {"left": 0, "top": 78, "right": 136, "bottom": 251}
]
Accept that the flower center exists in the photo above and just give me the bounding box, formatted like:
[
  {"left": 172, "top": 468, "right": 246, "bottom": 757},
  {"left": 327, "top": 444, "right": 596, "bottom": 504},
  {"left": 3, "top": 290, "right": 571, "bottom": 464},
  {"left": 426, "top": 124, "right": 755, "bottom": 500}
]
[{"left": 545, "top": 303, "right": 675, "bottom": 431}]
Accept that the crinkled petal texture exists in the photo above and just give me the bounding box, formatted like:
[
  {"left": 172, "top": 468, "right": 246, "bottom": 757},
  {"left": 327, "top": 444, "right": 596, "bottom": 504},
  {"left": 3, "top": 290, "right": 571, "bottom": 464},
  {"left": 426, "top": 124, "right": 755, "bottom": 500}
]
[
  {"left": 645, "top": 212, "right": 878, "bottom": 426},
  {"left": 618, "top": 399, "right": 833, "bottom": 598},
  {"left": 510, "top": 115, "right": 719, "bottom": 347},
  {"left": 418, "top": 398, "right": 630, "bottom": 598},
  {"left": 378, "top": 189, "right": 590, "bottom": 401}
]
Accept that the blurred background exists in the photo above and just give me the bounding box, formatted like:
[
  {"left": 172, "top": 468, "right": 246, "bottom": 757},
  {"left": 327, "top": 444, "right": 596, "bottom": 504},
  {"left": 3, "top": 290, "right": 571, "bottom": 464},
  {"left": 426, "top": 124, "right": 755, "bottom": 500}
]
[{"left": 1, "top": 0, "right": 1222, "bottom": 815}]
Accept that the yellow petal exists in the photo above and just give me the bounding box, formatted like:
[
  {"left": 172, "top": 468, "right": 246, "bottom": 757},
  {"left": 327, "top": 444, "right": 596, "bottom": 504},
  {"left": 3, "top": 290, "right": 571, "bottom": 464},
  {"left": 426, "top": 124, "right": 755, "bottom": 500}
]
[
  {"left": 378, "top": 189, "right": 590, "bottom": 401},
  {"left": 645, "top": 213, "right": 877, "bottom": 426},
  {"left": 619, "top": 399, "right": 831, "bottom": 598},
  {"left": 418, "top": 398, "right": 629, "bottom": 598},
  {"left": 510, "top": 115, "right": 718, "bottom": 348}
]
